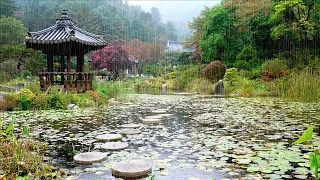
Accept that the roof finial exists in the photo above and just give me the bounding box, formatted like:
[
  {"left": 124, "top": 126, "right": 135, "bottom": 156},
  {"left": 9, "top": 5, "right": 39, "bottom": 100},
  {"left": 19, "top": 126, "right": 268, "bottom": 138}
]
[{"left": 61, "top": 9, "right": 68, "bottom": 19}]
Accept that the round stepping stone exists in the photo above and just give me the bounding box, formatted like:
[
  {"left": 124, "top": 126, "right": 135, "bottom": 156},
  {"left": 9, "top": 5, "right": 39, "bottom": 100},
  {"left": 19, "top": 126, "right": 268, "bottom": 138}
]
[
  {"left": 142, "top": 118, "right": 161, "bottom": 124},
  {"left": 112, "top": 160, "right": 152, "bottom": 179},
  {"left": 120, "top": 124, "right": 141, "bottom": 128},
  {"left": 144, "top": 115, "right": 163, "bottom": 119},
  {"left": 73, "top": 152, "right": 107, "bottom": 165},
  {"left": 160, "top": 114, "right": 174, "bottom": 117},
  {"left": 157, "top": 109, "right": 169, "bottom": 111},
  {"left": 152, "top": 110, "right": 167, "bottom": 114},
  {"left": 95, "top": 134, "right": 122, "bottom": 141},
  {"left": 101, "top": 142, "right": 129, "bottom": 150},
  {"left": 120, "top": 129, "right": 141, "bottom": 135}
]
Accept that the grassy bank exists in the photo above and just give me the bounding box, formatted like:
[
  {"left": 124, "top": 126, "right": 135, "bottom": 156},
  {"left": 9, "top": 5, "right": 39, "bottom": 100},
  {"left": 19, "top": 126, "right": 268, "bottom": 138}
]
[
  {"left": 274, "top": 69, "right": 320, "bottom": 102},
  {"left": 0, "top": 78, "right": 135, "bottom": 111}
]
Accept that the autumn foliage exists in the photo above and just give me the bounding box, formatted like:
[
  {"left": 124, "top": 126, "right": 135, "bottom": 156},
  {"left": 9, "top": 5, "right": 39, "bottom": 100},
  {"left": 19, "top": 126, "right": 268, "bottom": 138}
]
[
  {"left": 90, "top": 39, "right": 133, "bottom": 73},
  {"left": 203, "top": 60, "right": 227, "bottom": 82},
  {"left": 125, "top": 39, "right": 164, "bottom": 62}
]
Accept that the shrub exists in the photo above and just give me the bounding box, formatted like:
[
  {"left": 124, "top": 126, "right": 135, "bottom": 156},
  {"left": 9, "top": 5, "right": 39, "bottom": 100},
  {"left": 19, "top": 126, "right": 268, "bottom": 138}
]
[
  {"left": 203, "top": 61, "right": 227, "bottom": 83},
  {"left": 17, "top": 88, "right": 36, "bottom": 101},
  {"left": 34, "top": 94, "right": 50, "bottom": 110},
  {"left": 224, "top": 68, "right": 239, "bottom": 85},
  {"left": 178, "top": 65, "right": 202, "bottom": 89},
  {"left": 234, "top": 60, "right": 251, "bottom": 70},
  {"left": 48, "top": 93, "right": 67, "bottom": 109},
  {"left": 261, "top": 59, "right": 288, "bottom": 80},
  {"left": 166, "top": 79, "right": 181, "bottom": 90},
  {"left": 16, "top": 96, "right": 33, "bottom": 110},
  {"left": 0, "top": 93, "right": 18, "bottom": 110}
]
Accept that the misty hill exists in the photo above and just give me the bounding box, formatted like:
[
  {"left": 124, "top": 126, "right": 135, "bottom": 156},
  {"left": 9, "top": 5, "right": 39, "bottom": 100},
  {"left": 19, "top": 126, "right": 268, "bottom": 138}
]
[{"left": 134, "top": 1, "right": 220, "bottom": 41}]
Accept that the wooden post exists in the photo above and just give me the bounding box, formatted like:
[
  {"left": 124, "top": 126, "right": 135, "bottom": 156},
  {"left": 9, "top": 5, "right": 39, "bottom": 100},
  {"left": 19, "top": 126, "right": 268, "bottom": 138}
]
[
  {"left": 60, "top": 56, "right": 65, "bottom": 85},
  {"left": 76, "top": 53, "right": 84, "bottom": 91},
  {"left": 67, "top": 55, "right": 71, "bottom": 72},
  {"left": 47, "top": 51, "right": 54, "bottom": 84},
  {"left": 66, "top": 55, "right": 71, "bottom": 90}
]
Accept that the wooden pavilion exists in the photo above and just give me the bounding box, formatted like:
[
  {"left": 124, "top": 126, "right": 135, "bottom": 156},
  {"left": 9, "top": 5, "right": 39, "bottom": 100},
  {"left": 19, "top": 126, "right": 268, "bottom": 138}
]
[{"left": 25, "top": 9, "right": 107, "bottom": 92}]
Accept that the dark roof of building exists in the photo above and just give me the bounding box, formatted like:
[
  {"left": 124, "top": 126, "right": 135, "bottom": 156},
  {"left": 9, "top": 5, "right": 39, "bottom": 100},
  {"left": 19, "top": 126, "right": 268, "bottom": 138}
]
[{"left": 26, "top": 9, "right": 107, "bottom": 46}]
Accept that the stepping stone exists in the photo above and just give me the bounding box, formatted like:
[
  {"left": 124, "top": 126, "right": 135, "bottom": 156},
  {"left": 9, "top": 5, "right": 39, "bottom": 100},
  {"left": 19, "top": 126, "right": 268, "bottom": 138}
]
[
  {"left": 160, "top": 114, "right": 174, "bottom": 117},
  {"left": 144, "top": 115, "right": 163, "bottom": 119},
  {"left": 112, "top": 160, "right": 152, "bottom": 179},
  {"left": 73, "top": 152, "right": 107, "bottom": 165},
  {"left": 157, "top": 109, "right": 169, "bottom": 111},
  {"left": 152, "top": 110, "right": 167, "bottom": 114},
  {"left": 123, "top": 102, "right": 133, "bottom": 105},
  {"left": 120, "top": 129, "right": 141, "bottom": 135},
  {"left": 120, "top": 124, "right": 141, "bottom": 128},
  {"left": 101, "top": 142, "right": 129, "bottom": 150},
  {"left": 95, "top": 134, "right": 122, "bottom": 141},
  {"left": 142, "top": 118, "right": 161, "bottom": 124}
]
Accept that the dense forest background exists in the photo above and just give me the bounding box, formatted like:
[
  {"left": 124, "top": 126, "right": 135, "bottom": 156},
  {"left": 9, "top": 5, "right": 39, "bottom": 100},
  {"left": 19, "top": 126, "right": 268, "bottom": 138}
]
[{"left": 1, "top": 0, "right": 320, "bottom": 97}]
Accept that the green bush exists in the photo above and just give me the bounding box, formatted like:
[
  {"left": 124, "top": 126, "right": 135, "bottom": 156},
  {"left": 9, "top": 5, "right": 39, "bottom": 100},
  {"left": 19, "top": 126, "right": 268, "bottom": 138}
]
[
  {"left": 178, "top": 65, "right": 202, "bottom": 89},
  {"left": 203, "top": 61, "right": 227, "bottom": 83},
  {"left": 17, "top": 88, "right": 36, "bottom": 101},
  {"left": 262, "top": 58, "right": 288, "bottom": 78},
  {"left": 48, "top": 93, "right": 67, "bottom": 109},
  {"left": 234, "top": 60, "right": 251, "bottom": 70},
  {"left": 224, "top": 68, "right": 240, "bottom": 92},
  {"left": 16, "top": 96, "right": 33, "bottom": 110}
]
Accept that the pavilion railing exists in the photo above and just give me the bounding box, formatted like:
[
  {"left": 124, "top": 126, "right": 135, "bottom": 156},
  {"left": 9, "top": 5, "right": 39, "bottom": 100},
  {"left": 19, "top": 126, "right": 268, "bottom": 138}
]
[{"left": 39, "top": 72, "right": 93, "bottom": 92}]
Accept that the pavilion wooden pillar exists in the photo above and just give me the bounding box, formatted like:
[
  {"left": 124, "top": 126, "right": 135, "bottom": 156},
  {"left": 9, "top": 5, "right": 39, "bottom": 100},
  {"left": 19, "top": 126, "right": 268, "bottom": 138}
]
[
  {"left": 47, "top": 51, "right": 54, "bottom": 84},
  {"left": 60, "top": 56, "right": 65, "bottom": 85},
  {"left": 76, "top": 53, "right": 84, "bottom": 91},
  {"left": 76, "top": 53, "right": 84, "bottom": 78}
]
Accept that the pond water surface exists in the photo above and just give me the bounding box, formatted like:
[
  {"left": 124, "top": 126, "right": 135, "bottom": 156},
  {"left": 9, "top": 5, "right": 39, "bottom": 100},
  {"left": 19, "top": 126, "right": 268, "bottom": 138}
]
[{"left": 3, "top": 94, "right": 320, "bottom": 180}]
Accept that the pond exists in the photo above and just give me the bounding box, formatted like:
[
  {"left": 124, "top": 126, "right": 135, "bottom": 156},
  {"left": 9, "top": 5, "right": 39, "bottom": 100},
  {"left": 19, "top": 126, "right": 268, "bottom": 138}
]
[{"left": 3, "top": 94, "right": 320, "bottom": 180}]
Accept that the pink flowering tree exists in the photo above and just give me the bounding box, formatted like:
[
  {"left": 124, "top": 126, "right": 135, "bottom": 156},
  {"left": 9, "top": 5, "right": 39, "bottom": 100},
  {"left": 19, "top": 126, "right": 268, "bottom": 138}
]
[{"left": 90, "top": 39, "right": 132, "bottom": 76}]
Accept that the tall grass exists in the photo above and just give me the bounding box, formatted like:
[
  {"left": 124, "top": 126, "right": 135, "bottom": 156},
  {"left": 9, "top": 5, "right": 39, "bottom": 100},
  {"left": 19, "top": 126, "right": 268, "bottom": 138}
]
[{"left": 276, "top": 69, "right": 320, "bottom": 102}]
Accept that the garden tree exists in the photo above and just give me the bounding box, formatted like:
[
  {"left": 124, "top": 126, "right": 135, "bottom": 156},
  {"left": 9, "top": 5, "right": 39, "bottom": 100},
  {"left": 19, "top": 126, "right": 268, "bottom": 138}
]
[
  {"left": 199, "top": 4, "right": 246, "bottom": 66},
  {"left": 0, "top": 45, "right": 45, "bottom": 80},
  {"left": 248, "top": 13, "right": 275, "bottom": 59},
  {"left": 0, "top": 16, "right": 28, "bottom": 46},
  {"left": 0, "top": 0, "right": 17, "bottom": 17},
  {"left": 166, "top": 21, "right": 178, "bottom": 41},
  {"left": 269, "top": 0, "right": 320, "bottom": 42},
  {"left": 203, "top": 60, "right": 227, "bottom": 83},
  {"left": 125, "top": 39, "right": 164, "bottom": 62},
  {"left": 188, "top": 6, "right": 210, "bottom": 43},
  {"left": 223, "top": 0, "right": 273, "bottom": 31},
  {"left": 151, "top": 7, "right": 162, "bottom": 25},
  {"left": 62, "top": 2, "right": 103, "bottom": 35},
  {"left": 235, "top": 45, "right": 259, "bottom": 69},
  {"left": 90, "top": 39, "right": 133, "bottom": 76}
]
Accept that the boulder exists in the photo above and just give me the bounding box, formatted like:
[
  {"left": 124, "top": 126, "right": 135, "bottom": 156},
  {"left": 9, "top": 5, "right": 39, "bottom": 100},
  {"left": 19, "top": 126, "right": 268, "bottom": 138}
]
[
  {"left": 214, "top": 79, "right": 224, "bottom": 94},
  {"left": 67, "top": 104, "right": 76, "bottom": 110},
  {"left": 108, "top": 98, "right": 120, "bottom": 106}
]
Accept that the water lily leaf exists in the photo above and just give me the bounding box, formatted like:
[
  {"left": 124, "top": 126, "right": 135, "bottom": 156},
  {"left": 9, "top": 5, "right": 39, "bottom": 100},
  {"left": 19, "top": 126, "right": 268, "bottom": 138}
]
[
  {"left": 159, "top": 171, "right": 169, "bottom": 176},
  {"left": 189, "top": 177, "right": 200, "bottom": 180},
  {"left": 309, "top": 153, "right": 317, "bottom": 171},
  {"left": 292, "top": 126, "right": 314, "bottom": 145}
]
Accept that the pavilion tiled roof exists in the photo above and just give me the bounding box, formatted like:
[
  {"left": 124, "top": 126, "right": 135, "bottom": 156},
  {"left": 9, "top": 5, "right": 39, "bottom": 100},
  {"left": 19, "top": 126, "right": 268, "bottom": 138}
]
[{"left": 26, "top": 9, "right": 107, "bottom": 46}]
